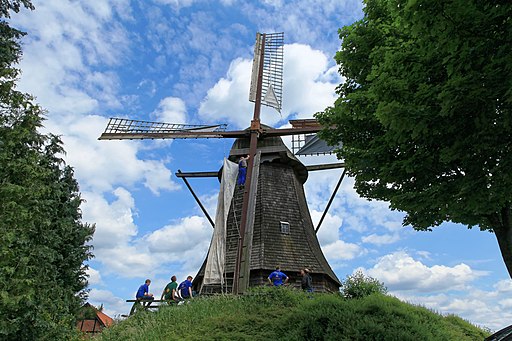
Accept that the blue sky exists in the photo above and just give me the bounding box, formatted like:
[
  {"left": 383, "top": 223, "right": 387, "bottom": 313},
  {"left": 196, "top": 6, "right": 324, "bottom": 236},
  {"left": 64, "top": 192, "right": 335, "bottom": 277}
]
[{"left": 10, "top": 0, "right": 511, "bottom": 331}]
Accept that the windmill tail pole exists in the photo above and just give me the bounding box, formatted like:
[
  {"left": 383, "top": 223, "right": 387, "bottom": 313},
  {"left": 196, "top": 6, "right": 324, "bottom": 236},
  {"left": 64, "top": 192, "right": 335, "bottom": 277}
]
[
  {"left": 233, "top": 33, "right": 266, "bottom": 295},
  {"left": 177, "top": 169, "right": 215, "bottom": 228},
  {"left": 316, "top": 168, "right": 346, "bottom": 233}
]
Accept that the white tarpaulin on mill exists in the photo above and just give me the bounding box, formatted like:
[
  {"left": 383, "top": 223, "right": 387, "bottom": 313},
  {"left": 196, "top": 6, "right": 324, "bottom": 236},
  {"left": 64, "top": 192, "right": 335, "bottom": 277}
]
[{"left": 203, "top": 158, "right": 238, "bottom": 285}]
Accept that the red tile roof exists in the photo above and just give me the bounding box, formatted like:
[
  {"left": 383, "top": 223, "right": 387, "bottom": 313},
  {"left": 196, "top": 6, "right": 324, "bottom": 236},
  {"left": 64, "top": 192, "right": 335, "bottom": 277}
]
[
  {"left": 77, "top": 303, "right": 114, "bottom": 334},
  {"left": 96, "top": 310, "right": 114, "bottom": 327}
]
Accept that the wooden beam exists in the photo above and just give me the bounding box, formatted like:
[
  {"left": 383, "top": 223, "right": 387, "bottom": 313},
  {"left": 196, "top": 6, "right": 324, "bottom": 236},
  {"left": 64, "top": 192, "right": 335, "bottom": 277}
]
[
  {"left": 177, "top": 170, "right": 215, "bottom": 228},
  {"left": 289, "top": 118, "right": 321, "bottom": 128},
  {"left": 99, "top": 126, "right": 322, "bottom": 140},
  {"left": 316, "top": 169, "right": 346, "bottom": 233},
  {"left": 175, "top": 171, "right": 218, "bottom": 178},
  {"left": 238, "top": 151, "right": 261, "bottom": 292},
  {"left": 229, "top": 145, "right": 287, "bottom": 156},
  {"left": 98, "top": 130, "right": 248, "bottom": 140},
  {"left": 306, "top": 163, "right": 345, "bottom": 171},
  {"left": 233, "top": 33, "right": 266, "bottom": 295},
  {"left": 263, "top": 126, "right": 321, "bottom": 137}
]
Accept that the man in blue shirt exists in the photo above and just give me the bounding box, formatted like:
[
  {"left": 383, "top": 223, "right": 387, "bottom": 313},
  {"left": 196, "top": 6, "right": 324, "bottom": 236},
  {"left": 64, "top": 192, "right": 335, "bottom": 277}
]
[
  {"left": 178, "top": 275, "right": 194, "bottom": 299},
  {"left": 136, "top": 279, "right": 154, "bottom": 306},
  {"left": 268, "top": 266, "right": 289, "bottom": 286}
]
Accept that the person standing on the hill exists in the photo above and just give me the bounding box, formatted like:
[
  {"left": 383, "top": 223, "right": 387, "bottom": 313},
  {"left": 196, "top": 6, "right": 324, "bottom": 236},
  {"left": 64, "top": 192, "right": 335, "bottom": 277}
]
[
  {"left": 300, "top": 268, "right": 313, "bottom": 292},
  {"left": 237, "top": 155, "right": 250, "bottom": 186},
  {"left": 161, "top": 275, "right": 179, "bottom": 304},
  {"left": 268, "top": 266, "right": 289, "bottom": 286}
]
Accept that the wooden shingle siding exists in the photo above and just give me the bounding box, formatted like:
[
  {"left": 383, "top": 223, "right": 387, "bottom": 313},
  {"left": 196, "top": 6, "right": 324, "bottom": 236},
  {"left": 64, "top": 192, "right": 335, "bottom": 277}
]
[{"left": 195, "top": 133, "right": 341, "bottom": 294}]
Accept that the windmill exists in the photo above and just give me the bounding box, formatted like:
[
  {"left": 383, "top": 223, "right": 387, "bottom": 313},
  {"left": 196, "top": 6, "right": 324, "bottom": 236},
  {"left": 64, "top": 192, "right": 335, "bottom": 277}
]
[{"left": 99, "top": 32, "right": 345, "bottom": 294}]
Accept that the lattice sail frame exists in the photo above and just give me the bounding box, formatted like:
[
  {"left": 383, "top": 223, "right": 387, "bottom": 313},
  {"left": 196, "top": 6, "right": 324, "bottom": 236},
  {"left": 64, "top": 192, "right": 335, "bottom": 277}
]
[
  {"left": 249, "top": 32, "right": 284, "bottom": 113},
  {"left": 101, "top": 118, "right": 227, "bottom": 139}
]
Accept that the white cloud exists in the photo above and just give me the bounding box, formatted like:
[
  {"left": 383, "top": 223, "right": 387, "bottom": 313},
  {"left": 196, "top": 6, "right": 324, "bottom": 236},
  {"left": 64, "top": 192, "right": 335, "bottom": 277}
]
[
  {"left": 498, "top": 298, "right": 512, "bottom": 309},
  {"left": 311, "top": 210, "right": 343, "bottom": 246},
  {"left": 153, "top": 0, "right": 196, "bottom": 8},
  {"left": 364, "top": 251, "right": 484, "bottom": 292},
  {"left": 415, "top": 250, "right": 432, "bottom": 260},
  {"left": 198, "top": 58, "right": 253, "bottom": 127},
  {"left": 14, "top": 0, "right": 130, "bottom": 116},
  {"left": 322, "top": 240, "right": 362, "bottom": 261},
  {"left": 198, "top": 44, "right": 340, "bottom": 128},
  {"left": 97, "top": 246, "right": 156, "bottom": 278},
  {"left": 282, "top": 43, "right": 339, "bottom": 118},
  {"left": 86, "top": 267, "right": 102, "bottom": 286},
  {"left": 88, "top": 288, "right": 130, "bottom": 318},
  {"left": 394, "top": 290, "right": 512, "bottom": 332},
  {"left": 140, "top": 160, "right": 179, "bottom": 195},
  {"left": 494, "top": 279, "right": 512, "bottom": 293},
  {"left": 145, "top": 216, "right": 212, "bottom": 256},
  {"left": 239, "top": 0, "right": 363, "bottom": 53},
  {"left": 356, "top": 252, "right": 512, "bottom": 330},
  {"left": 46, "top": 115, "right": 179, "bottom": 195},
  {"left": 151, "top": 97, "right": 187, "bottom": 124},
  {"left": 83, "top": 187, "right": 212, "bottom": 278},
  {"left": 304, "top": 168, "right": 405, "bottom": 239},
  {"left": 82, "top": 188, "right": 138, "bottom": 250},
  {"left": 362, "top": 233, "right": 400, "bottom": 245}
]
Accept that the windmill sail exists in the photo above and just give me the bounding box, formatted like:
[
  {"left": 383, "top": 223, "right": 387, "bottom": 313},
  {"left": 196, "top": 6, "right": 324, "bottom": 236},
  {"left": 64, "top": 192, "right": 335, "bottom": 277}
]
[
  {"left": 248, "top": 33, "right": 262, "bottom": 104},
  {"left": 249, "top": 32, "right": 284, "bottom": 113},
  {"left": 262, "top": 84, "right": 280, "bottom": 111},
  {"left": 98, "top": 118, "right": 236, "bottom": 140}
]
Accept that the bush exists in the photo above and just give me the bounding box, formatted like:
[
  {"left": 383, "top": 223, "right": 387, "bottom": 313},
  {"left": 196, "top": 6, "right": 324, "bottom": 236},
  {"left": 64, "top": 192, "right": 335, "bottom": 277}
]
[
  {"left": 100, "top": 289, "right": 489, "bottom": 341},
  {"left": 340, "top": 270, "right": 387, "bottom": 299}
]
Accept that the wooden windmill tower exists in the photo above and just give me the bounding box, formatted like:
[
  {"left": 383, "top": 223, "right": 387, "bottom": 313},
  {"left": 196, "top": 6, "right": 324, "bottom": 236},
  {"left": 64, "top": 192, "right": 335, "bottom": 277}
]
[{"left": 99, "top": 32, "right": 344, "bottom": 294}]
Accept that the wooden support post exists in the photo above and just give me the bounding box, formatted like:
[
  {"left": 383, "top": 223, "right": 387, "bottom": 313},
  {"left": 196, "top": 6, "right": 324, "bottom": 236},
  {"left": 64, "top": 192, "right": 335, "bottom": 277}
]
[
  {"left": 238, "top": 151, "right": 261, "bottom": 292},
  {"left": 177, "top": 169, "right": 215, "bottom": 228},
  {"left": 316, "top": 168, "right": 346, "bottom": 233},
  {"left": 233, "top": 33, "right": 266, "bottom": 295}
]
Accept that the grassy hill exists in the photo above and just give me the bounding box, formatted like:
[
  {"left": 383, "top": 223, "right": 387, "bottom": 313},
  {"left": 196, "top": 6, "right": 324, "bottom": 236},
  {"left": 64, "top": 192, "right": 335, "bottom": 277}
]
[{"left": 98, "top": 288, "right": 489, "bottom": 340}]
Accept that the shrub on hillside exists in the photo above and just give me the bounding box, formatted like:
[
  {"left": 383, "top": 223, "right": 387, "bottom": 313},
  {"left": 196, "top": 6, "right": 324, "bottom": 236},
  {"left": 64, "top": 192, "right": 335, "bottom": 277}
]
[{"left": 341, "top": 270, "right": 387, "bottom": 299}]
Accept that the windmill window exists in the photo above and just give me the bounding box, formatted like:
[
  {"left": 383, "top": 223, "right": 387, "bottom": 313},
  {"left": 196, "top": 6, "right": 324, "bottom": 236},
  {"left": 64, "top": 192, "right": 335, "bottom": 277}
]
[{"left": 280, "top": 221, "right": 290, "bottom": 234}]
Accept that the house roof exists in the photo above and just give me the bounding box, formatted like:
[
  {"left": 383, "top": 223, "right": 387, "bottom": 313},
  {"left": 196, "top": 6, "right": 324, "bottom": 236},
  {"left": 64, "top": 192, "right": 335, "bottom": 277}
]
[
  {"left": 96, "top": 310, "right": 114, "bottom": 327},
  {"left": 77, "top": 303, "right": 114, "bottom": 331}
]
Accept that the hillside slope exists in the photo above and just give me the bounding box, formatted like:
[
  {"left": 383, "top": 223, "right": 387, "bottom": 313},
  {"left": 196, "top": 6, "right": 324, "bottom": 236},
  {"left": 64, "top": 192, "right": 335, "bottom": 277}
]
[{"left": 99, "top": 288, "right": 489, "bottom": 340}]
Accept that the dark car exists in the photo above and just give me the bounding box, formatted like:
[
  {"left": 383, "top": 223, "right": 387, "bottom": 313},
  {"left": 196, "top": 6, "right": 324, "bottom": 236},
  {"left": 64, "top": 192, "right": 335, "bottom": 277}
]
[{"left": 485, "top": 324, "right": 512, "bottom": 341}]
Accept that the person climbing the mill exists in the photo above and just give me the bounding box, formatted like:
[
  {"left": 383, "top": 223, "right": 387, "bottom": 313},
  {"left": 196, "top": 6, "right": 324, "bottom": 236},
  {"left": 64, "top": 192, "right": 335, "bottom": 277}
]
[{"left": 237, "top": 154, "right": 250, "bottom": 186}]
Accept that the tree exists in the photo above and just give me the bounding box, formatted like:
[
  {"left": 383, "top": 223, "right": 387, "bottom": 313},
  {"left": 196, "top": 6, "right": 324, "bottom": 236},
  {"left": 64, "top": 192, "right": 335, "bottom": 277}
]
[
  {"left": 0, "top": 2, "right": 95, "bottom": 339},
  {"left": 340, "top": 270, "right": 387, "bottom": 299},
  {"left": 317, "top": 0, "right": 512, "bottom": 277}
]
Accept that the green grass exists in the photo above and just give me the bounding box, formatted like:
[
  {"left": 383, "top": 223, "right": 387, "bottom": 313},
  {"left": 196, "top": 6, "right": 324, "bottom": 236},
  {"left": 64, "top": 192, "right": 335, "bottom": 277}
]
[{"left": 98, "top": 288, "right": 490, "bottom": 341}]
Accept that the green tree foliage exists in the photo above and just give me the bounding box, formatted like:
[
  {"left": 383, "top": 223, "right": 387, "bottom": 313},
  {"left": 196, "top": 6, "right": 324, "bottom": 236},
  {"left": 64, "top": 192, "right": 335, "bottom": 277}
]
[
  {"left": 340, "top": 270, "right": 387, "bottom": 299},
  {"left": 0, "top": 0, "right": 34, "bottom": 18},
  {"left": 0, "top": 2, "right": 94, "bottom": 339},
  {"left": 317, "top": 0, "right": 512, "bottom": 277}
]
